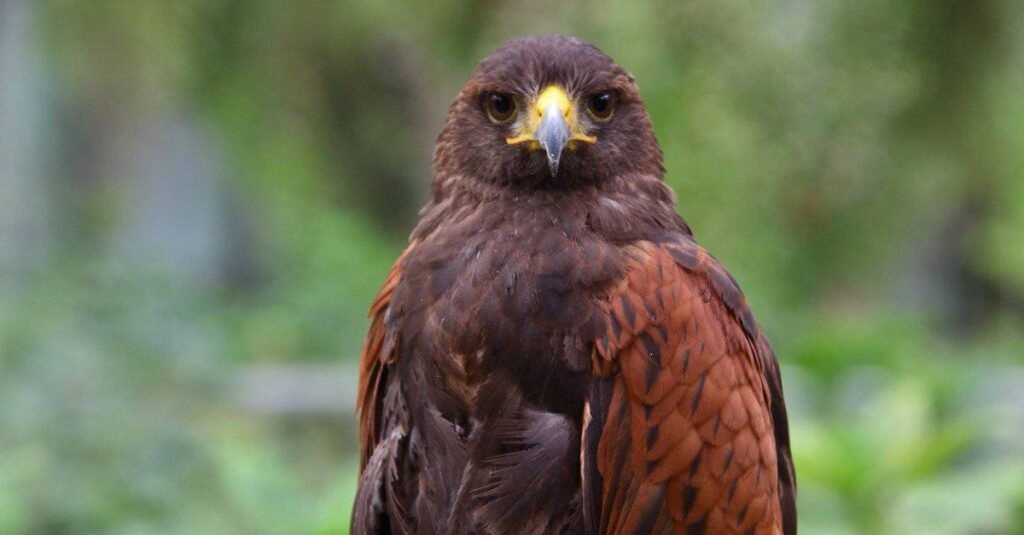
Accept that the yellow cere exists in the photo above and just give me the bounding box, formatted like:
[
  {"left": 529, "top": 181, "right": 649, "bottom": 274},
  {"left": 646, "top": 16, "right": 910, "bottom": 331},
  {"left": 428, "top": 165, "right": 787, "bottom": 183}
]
[
  {"left": 534, "top": 85, "right": 573, "bottom": 120},
  {"left": 506, "top": 85, "right": 598, "bottom": 146}
]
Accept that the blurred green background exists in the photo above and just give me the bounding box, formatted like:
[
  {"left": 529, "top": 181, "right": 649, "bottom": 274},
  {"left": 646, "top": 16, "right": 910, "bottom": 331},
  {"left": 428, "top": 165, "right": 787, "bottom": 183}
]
[{"left": 1, "top": 1, "right": 1023, "bottom": 533}]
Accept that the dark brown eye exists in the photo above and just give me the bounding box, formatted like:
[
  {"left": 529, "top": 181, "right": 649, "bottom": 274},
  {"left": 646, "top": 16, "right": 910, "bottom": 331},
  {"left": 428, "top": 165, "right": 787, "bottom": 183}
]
[
  {"left": 485, "top": 92, "right": 517, "bottom": 123},
  {"left": 587, "top": 92, "right": 615, "bottom": 120}
]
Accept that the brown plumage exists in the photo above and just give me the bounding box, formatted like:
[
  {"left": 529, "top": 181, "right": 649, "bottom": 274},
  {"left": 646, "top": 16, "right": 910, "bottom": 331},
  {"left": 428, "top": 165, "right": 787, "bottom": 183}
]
[{"left": 353, "top": 36, "right": 795, "bottom": 534}]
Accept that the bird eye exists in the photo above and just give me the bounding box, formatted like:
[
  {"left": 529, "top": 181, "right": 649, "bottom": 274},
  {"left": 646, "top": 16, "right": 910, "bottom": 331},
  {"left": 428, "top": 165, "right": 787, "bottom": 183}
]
[
  {"left": 587, "top": 92, "right": 615, "bottom": 121},
  {"left": 484, "top": 92, "right": 517, "bottom": 124}
]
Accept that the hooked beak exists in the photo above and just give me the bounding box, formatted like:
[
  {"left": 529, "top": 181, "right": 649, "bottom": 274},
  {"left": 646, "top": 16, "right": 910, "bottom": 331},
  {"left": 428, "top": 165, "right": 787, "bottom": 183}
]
[
  {"left": 506, "top": 85, "right": 596, "bottom": 177},
  {"left": 537, "top": 101, "right": 570, "bottom": 176}
]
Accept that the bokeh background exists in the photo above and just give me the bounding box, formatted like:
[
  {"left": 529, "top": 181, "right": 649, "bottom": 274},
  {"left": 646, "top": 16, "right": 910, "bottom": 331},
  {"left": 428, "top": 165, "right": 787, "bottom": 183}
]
[{"left": 2, "top": 1, "right": 1023, "bottom": 533}]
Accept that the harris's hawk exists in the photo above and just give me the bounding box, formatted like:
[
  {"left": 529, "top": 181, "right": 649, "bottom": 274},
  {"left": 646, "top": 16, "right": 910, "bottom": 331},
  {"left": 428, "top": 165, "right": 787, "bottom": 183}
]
[{"left": 353, "top": 36, "right": 796, "bottom": 534}]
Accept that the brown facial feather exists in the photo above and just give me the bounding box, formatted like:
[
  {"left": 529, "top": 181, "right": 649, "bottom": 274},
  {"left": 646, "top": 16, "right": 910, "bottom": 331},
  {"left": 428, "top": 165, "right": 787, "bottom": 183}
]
[
  {"left": 432, "top": 36, "right": 663, "bottom": 190},
  {"left": 352, "top": 35, "right": 795, "bottom": 535}
]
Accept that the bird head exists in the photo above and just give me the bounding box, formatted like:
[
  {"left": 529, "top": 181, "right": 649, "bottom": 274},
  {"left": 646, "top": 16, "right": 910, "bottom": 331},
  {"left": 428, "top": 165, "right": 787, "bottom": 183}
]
[{"left": 434, "top": 36, "right": 665, "bottom": 188}]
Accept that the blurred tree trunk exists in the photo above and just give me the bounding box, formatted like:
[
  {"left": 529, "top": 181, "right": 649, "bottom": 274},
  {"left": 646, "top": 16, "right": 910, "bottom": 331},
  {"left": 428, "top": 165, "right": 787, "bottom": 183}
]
[
  {"left": 904, "top": 0, "right": 1022, "bottom": 331},
  {"left": 0, "top": 0, "right": 53, "bottom": 279}
]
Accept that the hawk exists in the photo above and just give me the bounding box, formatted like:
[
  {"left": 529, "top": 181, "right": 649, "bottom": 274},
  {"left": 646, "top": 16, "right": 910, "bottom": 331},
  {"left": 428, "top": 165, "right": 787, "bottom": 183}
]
[{"left": 353, "top": 36, "right": 796, "bottom": 534}]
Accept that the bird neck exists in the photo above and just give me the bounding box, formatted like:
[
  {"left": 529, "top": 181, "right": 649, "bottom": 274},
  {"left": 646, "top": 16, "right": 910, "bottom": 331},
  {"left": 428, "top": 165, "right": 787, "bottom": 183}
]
[{"left": 411, "top": 171, "right": 690, "bottom": 245}]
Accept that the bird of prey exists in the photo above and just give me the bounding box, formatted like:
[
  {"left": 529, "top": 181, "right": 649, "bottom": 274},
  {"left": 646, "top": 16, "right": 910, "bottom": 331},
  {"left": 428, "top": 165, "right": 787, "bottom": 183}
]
[{"left": 353, "top": 36, "right": 795, "bottom": 534}]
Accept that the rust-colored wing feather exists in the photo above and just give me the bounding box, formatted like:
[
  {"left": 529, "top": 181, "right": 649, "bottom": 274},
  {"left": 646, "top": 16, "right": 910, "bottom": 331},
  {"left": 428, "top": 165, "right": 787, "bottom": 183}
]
[
  {"left": 356, "top": 248, "right": 404, "bottom": 466},
  {"left": 583, "top": 240, "right": 795, "bottom": 534},
  {"left": 353, "top": 243, "right": 416, "bottom": 535}
]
